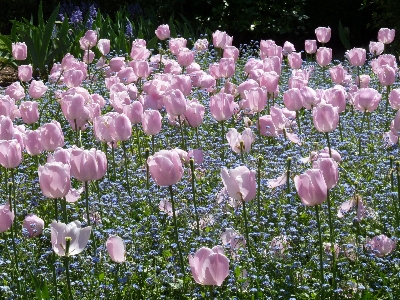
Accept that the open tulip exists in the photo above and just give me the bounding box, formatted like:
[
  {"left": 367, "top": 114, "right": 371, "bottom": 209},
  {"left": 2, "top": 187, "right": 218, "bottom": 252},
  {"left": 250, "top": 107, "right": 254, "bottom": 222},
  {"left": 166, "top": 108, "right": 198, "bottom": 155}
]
[
  {"left": 51, "top": 220, "right": 91, "bottom": 256},
  {"left": 366, "top": 234, "right": 396, "bottom": 257},
  {"left": 294, "top": 169, "right": 327, "bottom": 206},
  {"left": 226, "top": 128, "right": 255, "bottom": 154},
  {"left": 29, "top": 80, "right": 48, "bottom": 99},
  {"left": 106, "top": 236, "right": 126, "bottom": 263},
  {"left": 221, "top": 166, "right": 256, "bottom": 202},
  {"left": 189, "top": 246, "right": 230, "bottom": 286}
]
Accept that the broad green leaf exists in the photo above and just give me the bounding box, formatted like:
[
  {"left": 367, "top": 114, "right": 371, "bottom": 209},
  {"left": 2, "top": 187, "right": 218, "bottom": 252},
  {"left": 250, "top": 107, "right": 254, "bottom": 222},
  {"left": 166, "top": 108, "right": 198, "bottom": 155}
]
[{"left": 39, "top": 4, "right": 60, "bottom": 68}]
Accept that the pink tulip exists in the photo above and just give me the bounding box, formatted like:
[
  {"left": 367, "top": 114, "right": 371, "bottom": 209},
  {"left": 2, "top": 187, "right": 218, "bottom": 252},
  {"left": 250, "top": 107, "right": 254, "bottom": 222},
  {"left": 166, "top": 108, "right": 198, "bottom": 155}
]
[
  {"left": 369, "top": 41, "right": 384, "bottom": 56},
  {"left": 324, "top": 85, "right": 346, "bottom": 113},
  {"left": 130, "top": 42, "right": 151, "bottom": 61},
  {"left": 313, "top": 103, "right": 339, "bottom": 133},
  {"left": 259, "top": 71, "right": 279, "bottom": 93},
  {"left": 79, "top": 30, "right": 97, "bottom": 50},
  {"left": 389, "top": 89, "right": 400, "bottom": 109},
  {"left": 188, "top": 149, "right": 204, "bottom": 165},
  {"left": 283, "top": 88, "right": 304, "bottom": 111},
  {"left": 263, "top": 56, "right": 282, "bottom": 75},
  {"left": 329, "top": 64, "right": 346, "bottom": 84},
  {"left": 295, "top": 169, "right": 327, "bottom": 206},
  {"left": 177, "top": 48, "right": 194, "bottom": 66},
  {"left": 288, "top": 52, "right": 302, "bottom": 69},
  {"left": 70, "top": 148, "right": 107, "bottom": 182},
  {"left": 313, "top": 158, "right": 339, "bottom": 189},
  {"left": 346, "top": 48, "right": 366, "bottom": 67},
  {"left": 219, "top": 58, "right": 235, "bottom": 78},
  {"left": 209, "top": 93, "right": 235, "bottom": 121},
  {"left": 378, "top": 65, "right": 396, "bottom": 86},
  {"left": 0, "top": 203, "right": 14, "bottom": 233},
  {"left": 305, "top": 40, "right": 317, "bottom": 54},
  {"left": 0, "top": 139, "right": 22, "bottom": 168},
  {"left": 223, "top": 46, "right": 239, "bottom": 61},
  {"left": 300, "top": 86, "right": 319, "bottom": 110},
  {"left": 5, "top": 82, "right": 25, "bottom": 101},
  {"left": 163, "top": 89, "right": 187, "bottom": 117},
  {"left": 155, "top": 24, "right": 170, "bottom": 40},
  {"left": 221, "top": 228, "right": 246, "bottom": 251},
  {"left": 12, "top": 42, "right": 27, "bottom": 60},
  {"left": 142, "top": 110, "right": 162, "bottom": 135},
  {"left": 315, "top": 27, "right": 331, "bottom": 44},
  {"left": 40, "top": 121, "right": 64, "bottom": 151},
  {"left": 28, "top": 80, "right": 48, "bottom": 99},
  {"left": 23, "top": 214, "right": 44, "bottom": 237},
  {"left": 226, "top": 128, "right": 256, "bottom": 154},
  {"left": 194, "top": 38, "right": 209, "bottom": 51},
  {"left": 244, "top": 87, "right": 267, "bottom": 112},
  {"left": 258, "top": 115, "right": 278, "bottom": 137},
  {"left": 221, "top": 166, "right": 256, "bottom": 202},
  {"left": 0, "top": 116, "right": 14, "bottom": 140},
  {"left": 169, "top": 38, "right": 187, "bottom": 55},
  {"left": 106, "top": 236, "right": 126, "bottom": 263},
  {"left": 97, "top": 39, "right": 110, "bottom": 56},
  {"left": 112, "top": 113, "right": 132, "bottom": 142},
  {"left": 366, "top": 234, "right": 396, "bottom": 257},
  {"left": 316, "top": 47, "right": 332, "bottom": 66},
  {"left": 109, "top": 57, "right": 126, "bottom": 72},
  {"left": 237, "top": 79, "right": 259, "bottom": 98},
  {"left": 147, "top": 149, "right": 184, "bottom": 186},
  {"left": 378, "top": 28, "right": 395, "bottom": 44},
  {"left": 123, "top": 101, "right": 143, "bottom": 124},
  {"left": 356, "top": 75, "right": 370, "bottom": 88},
  {"left": 170, "top": 75, "right": 191, "bottom": 96},
  {"left": 51, "top": 220, "right": 91, "bottom": 256},
  {"left": 189, "top": 246, "right": 230, "bottom": 286},
  {"left": 354, "top": 88, "right": 381, "bottom": 112},
  {"left": 20, "top": 101, "right": 39, "bottom": 124},
  {"left": 38, "top": 162, "right": 71, "bottom": 198},
  {"left": 283, "top": 41, "right": 295, "bottom": 55},
  {"left": 18, "top": 65, "right": 33, "bottom": 82},
  {"left": 83, "top": 50, "right": 95, "bottom": 63},
  {"left": 184, "top": 99, "right": 205, "bottom": 128},
  {"left": 212, "top": 30, "right": 233, "bottom": 49},
  {"left": 244, "top": 58, "right": 263, "bottom": 74}
]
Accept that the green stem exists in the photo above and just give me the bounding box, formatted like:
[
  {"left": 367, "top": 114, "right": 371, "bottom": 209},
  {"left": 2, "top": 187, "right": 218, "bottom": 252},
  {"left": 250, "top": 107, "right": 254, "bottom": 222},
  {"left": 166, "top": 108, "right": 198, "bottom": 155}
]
[
  {"left": 242, "top": 200, "right": 252, "bottom": 257},
  {"left": 296, "top": 110, "right": 301, "bottom": 135},
  {"left": 190, "top": 159, "right": 200, "bottom": 236},
  {"left": 221, "top": 121, "right": 225, "bottom": 164},
  {"left": 111, "top": 141, "right": 116, "bottom": 180},
  {"left": 85, "top": 181, "right": 90, "bottom": 226},
  {"left": 195, "top": 127, "right": 200, "bottom": 149},
  {"left": 178, "top": 115, "right": 186, "bottom": 151},
  {"left": 169, "top": 185, "right": 185, "bottom": 275},
  {"left": 326, "top": 189, "right": 337, "bottom": 294},
  {"left": 53, "top": 252, "right": 58, "bottom": 300},
  {"left": 358, "top": 111, "right": 367, "bottom": 156},
  {"left": 135, "top": 124, "right": 142, "bottom": 165},
  {"left": 145, "top": 148, "right": 150, "bottom": 190},
  {"left": 396, "top": 162, "right": 400, "bottom": 232},
  {"left": 338, "top": 117, "right": 343, "bottom": 142},
  {"left": 240, "top": 141, "right": 245, "bottom": 164},
  {"left": 386, "top": 85, "right": 391, "bottom": 110},
  {"left": 325, "top": 132, "right": 332, "bottom": 158},
  {"left": 62, "top": 197, "right": 68, "bottom": 223},
  {"left": 315, "top": 205, "right": 325, "bottom": 296},
  {"left": 65, "top": 238, "right": 72, "bottom": 300},
  {"left": 152, "top": 135, "right": 155, "bottom": 154},
  {"left": 257, "top": 156, "right": 262, "bottom": 221},
  {"left": 74, "top": 119, "right": 79, "bottom": 147},
  {"left": 54, "top": 198, "right": 58, "bottom": 221},
  {"left": 122, "top": 141, "right": 131, "bottom": 196}
]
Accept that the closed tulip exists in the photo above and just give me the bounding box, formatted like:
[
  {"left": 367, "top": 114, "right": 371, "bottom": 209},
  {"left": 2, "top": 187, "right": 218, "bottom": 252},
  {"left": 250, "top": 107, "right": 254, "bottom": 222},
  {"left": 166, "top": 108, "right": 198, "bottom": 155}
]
[
  {"left": 369, "top": 41, "right": 384, "bottom": 56},
  {"left": 378, "top": 28, "right": 395, "bottom": 44},
  {"left": 123, "top": 101, "right": 143, "bottom": 124},
  {"left": 305, "top": 40, "right": 317, "bottom": 54},
  {"left": 184, "top": 99, "right": 205, "bottom": 128},
  {"left": 346, "top": 48, "right": 366, "bottom": 67},
  {"left": 329, "top": 64, "right": 346, "bottom": 84},
  {"left": 324, "top": 85, "right": 346, "bottom": 113},
  {"left": 219, "top": 58, "right": 235, "bottom": 78},
  {"left": 112, "top": 113, "right": 132, "bottom": 142},
  {"left": 259, "top": 71, "right": 279, "bottom": 93},
  {"left": 212, "top": 30, "right": 233, "bottom": 49},
  {"left": 221, "top": 166, "right": 256, "bottom": 202},
  {"left": 258, "top": 115, "right": 278, "bottom": 137},
  {"left": 315, "top": 27, "right": 331, "bottom": 44},
  {"left": 177, "top": 48, "right": 194, "bottom": 67},
  {"left": 18, "top": 65, "right": 33, "bottom": 82},
  {"left": 38, "top": 162, "right": 71, "bottom": 198},
  {"left": 354, "top": 88, "right": 382, "bottom": 112},
  {"left": 23, "top": 214, "right": 44, "bottom": 237},
  {"left": 169, "top": 38, "right": 187, "bottom": 55},
  {"left": 300, "top": 86, "right": 319, "bottom": 109},
  {"left": 223, "top": 46, "right": 239, "bottom": 62},
  {"left": 155, "top": 24, "right": 170, "bottom": 40},
  {"left": 28, "top": 80, "right": 48, "bottom": 99},
  {"left": 0, "top": 139, "right": 22, "bottom": 168},
  {"left": 51, "top": 220, "right": 91, "bottom": 256},
  {"left": 106, "top": 236, "right": 126, "bottom": 263},
  {"left": 313, "top": 103, "right": 339, "bottom": 132},
  {"left": 189, "top": 246, "right": 230, "bottom": 286},
  {"left": 69, "top": 148, "right": 107, "bottom": 182},
  {"left": 147, "top": 149, "right": 184, "bottom": 186},
  {"left": 313, "top": 158, "right": 339, "bottom": 189},
  {"left": 0, "top": 116, "right": 14, "bottom": 140},
  {"left": 12, "top": 42, "right": 27, "bottom": 60},
  {"left": 294, "top": 169, "right": 327, "bottom": 206},
  {"left": 5, "top": 82, "right": 25, "bottom": 101},
  {"left": 389, "top": 89, "right": 400, "bottom": 109},
  {"left": 142, "top": 110, "right": 162, "bottom": 135},
  {"left": 316, "top": 47, "right": 332, "bottom": 66},
  {"left": 40, "top": 121, "right": 64, "bottom": 151},
  {"left": 97, "top": 39, "right": 110, "bottom": 56},
  {"left": 283, "top": 88, "right": 304, "bottom": 111},
  {"left": 378, "top": 65, "right": 396, "bottom": 86},
  {"left": 0, "top": 203, "right": 14, "bottom": 233},
  {"left": 20, "top": 101, "right": 39, "bottom": 124},
  {"left": 288, "top": 52, "right": 302, "bottom": 69},
  {"left": 163, "top": 89, "right": 187, "bottom": 117},
  {"left": 210, "top": 93, "right": 235, "bottom": 121},
  {"left": 366, "top": 234, "right": 396, "bottom": 257},
  {"left": 283, "top": 41, "right": 296, "bottom": 55}
]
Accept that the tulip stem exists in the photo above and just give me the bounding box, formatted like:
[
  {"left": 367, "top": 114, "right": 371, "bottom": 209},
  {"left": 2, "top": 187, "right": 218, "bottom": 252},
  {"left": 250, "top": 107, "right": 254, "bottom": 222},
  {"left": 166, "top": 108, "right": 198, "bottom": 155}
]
[
  {"left": 178, "top": 115, "right": 187, "bottom": 151},
  {"left": 169, "top": 185, "right": 185, "bottom": 275},
  {"left": 242, "top": 200, "right": 252, "bottom": 258},
  {"left": 62, "top": 197, "right": 68, "bottom": 223},
  {"left": 85, "top": 181, "right": 90, "bottom": 227},
  {"left": 74, "top": 119, "right": 79, "bottom": 147},
  {"left": 338, "top": 117, "right": 343, "bottom": 142},
  {"left": 357, "top": 66, "right": 360, "bottom": 88},
  {"left": 257, "top": 156, "right": 262, "bottom": 221},
  {"left": 152, "top": 135, "right": 155, "bottom": 154},
  {"left": 326, "top": 189, "right": 337, "bottom": 295},
  {"left": 296, "top": 111, "right": 301, "bottom": 135},
  {"left": 122, "top": 141, "right": 132, "bottom": 196},
  {"left": 240, "top": 141, "right": 245, "bottom": 165},
  {"left": 195, "top": 127, "right": 200, "bottom": 149},
  {"left": 286, "top": 157, "right": 292, "bottom": 197},
  {"left": 54, "top": 198, "right": 59, "bottom": 221},
  {"left": 52, "top": 252, "right": 58, "bottom": 300},
  {"left": 64, "top": 238, "right": 72, "bottom": 300},
  {"left": 315, "top": 205, "right": 325, "bottom": 296},
  {"left": 325, "top": 132, "right": 332, "bottom": 158},
  {"left": 396, "top": 162, "right": 400, "bottom": 232},
  {"left": 135, "top": 124, "right": 142, "bottom": 165},
  {"left": 358, "top": 111, "right": 367, "bottom": 156},
  {"left": 190, "top": 159, "right": 200, "bottom": 236},
  {"left": 111, "top": 141, "right": 116, "bottom": 180},
  {"left": 386, "top": 85, "right": 391, "bottom": 110},
  {"left": 145, "top": 148, "right": 150, "bottom": 190},
  {"left": 221, "top": 121, "right": 225, "bottom": 164}
]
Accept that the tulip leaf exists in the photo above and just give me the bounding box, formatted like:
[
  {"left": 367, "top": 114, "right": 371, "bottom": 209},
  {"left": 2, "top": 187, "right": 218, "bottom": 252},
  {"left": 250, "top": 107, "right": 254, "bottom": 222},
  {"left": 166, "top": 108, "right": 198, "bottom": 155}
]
[
  {"left": 38, "top": 4, "right": 60, "bottom": 69},
  {"left": 338, "top": 20, "right": 351, "bottom": 50},
  {"left": 147, "top": 36, "right": 158, "bottom": 52}
]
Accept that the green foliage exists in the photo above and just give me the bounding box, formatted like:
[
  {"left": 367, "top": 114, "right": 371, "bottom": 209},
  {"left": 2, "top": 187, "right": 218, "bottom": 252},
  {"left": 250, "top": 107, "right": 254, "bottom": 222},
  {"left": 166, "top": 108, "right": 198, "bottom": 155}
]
[{"left": 338, "top": 20, "right": 352, "bottom": 50}]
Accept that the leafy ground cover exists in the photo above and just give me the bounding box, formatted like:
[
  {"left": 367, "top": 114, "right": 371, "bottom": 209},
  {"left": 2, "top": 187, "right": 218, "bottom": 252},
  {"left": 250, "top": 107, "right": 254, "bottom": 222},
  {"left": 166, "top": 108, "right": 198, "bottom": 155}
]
[{"left": 0, "top": 24, "right": 399, "bottom": 300}]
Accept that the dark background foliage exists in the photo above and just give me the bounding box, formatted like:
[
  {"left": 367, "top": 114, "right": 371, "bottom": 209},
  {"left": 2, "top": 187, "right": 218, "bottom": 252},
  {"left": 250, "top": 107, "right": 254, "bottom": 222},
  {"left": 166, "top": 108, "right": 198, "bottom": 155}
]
[{"left": 0, "top": 0, "right": 398, "bottom": 56}]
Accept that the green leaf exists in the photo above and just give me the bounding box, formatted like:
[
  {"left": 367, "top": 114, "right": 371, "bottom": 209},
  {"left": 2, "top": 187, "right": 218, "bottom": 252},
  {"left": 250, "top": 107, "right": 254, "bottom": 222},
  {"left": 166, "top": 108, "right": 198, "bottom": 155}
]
[
  {"left": 147, "top": 36, "right": 158, "bottom": 51},
  {"left": 38, "top": 4, "right": 60, "bottom": 68},
  {"left": 338, "top": 20, "right": 351, "bottom": 50},
  {"left": 38, "top": 1, "right": 44, "bottom": 28},
  {"left": 168, "top": 14, "right": 177, "bottom": 38},
  {"left": 0, "top": 35, "right": 12, "bottom": 51},
  {"left": 98, "top": 272, "right": 105, "bottom": 281}
]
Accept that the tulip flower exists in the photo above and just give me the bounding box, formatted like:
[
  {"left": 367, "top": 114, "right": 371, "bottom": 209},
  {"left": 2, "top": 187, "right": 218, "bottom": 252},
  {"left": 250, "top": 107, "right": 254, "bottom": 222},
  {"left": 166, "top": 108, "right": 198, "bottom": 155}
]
[
  {"left": 18, "top": 65, "right": 33, "bottom": 82},
  {"left": 142, "top": 110, "right": 162, "bottom": 136},
  {"left": 147, "top": 150, "right": 184, "bottom": 186},
  {"left": 329, "top": 64, "right": 346, "bottom": 85},
  {"left": 305, "top": 40, "right": 317, "bottom": 54},
  {"left": 12, "top": 42, "right": 27, "bottom": 60},
  {"left": 5, "top": 82, "right": 25, "bottom": 101},
  {"left": 23, "top": 214, "right": 44, "bottom": 237},
  {"left": 288, "top": 52, "right": 302, "bottom": 69},
  {"left": 316, "top": 47, "right": 332, "bottom": 67},
  {"left": 69, "top": 148, "right": 107, "bottom": 182},
  {"left": 106, "top": 236, "right": 126, "bottom": 263},
  {"left": 221, "top": 166, "right": 256, "bottom": 202},
  {"left": 366, "top": 234, "right": 396, "bottom": 257},
  {"left": 51, "top": 220, "right": 91, "bottom": 256},
  {"left": 313, "top": 158, "right": 339, "bottom": 190},
  {"left": 97, "top": 39, "right": 110, "bottom": 56},
  {"left": 315, "top": 27, "right": 331, "bottom": 44},
  {"left": 38, "top": 162, "right": 71, "bottom": 199},
  {"left": 184, "top": 99, "right": 205, "bottom": 128},
  {"left": 189, "top": 246, "right": 230, "bottom": 286},
  {"left": 354, "top": 88, "right": 382, "bottom": 113},
  {"left": 378, "top": 28, "right": 395, "bottom": 44},
  {"left": 294, "top": 169, "right": 327, "bottom": 206},
  {"left": 313, "top": 103, "right": 339, "bottom": 133},
  {"left": 20, "top": 101, "right": 39, "bottom": 125},
  {"left": 212, "top": 30, "right": 233, "bottom": 49},
  {"left": 0, "top": 139, "right": 22, "bottom": 169},
  {"left": 226, "top": 128, "right": 255, "bottom": 155},
  {"left": 346, "top": 48, "right": 366, "bottom": 67},
  {"left": 40, "top": 121, "right": 64, "bottom": 151},
  {"left": 369, "top": 41, "right": 384, "bottom": 56},
  {"left": 0, "top": 203, "right": 14, "bottom": 233},
  {"left": 28, "top": 80, "right": 48, "bottom": 99},
  {"left": 155, "top": 24, "right": 170, "bottom": 40},
  {"left": 210, "top": 93, "right": 235, "bottom": 121}
]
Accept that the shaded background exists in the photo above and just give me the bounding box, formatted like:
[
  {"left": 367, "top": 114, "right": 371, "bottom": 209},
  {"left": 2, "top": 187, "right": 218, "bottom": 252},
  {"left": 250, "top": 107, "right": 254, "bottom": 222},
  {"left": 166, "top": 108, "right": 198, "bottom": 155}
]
[{"left": 0, "top": 0, "right": 398, "bottom": 57}]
